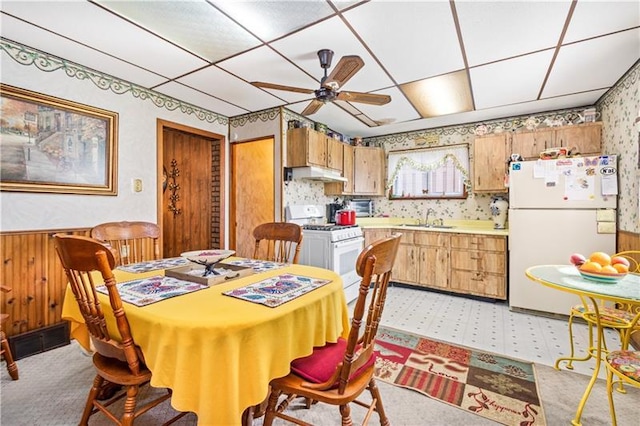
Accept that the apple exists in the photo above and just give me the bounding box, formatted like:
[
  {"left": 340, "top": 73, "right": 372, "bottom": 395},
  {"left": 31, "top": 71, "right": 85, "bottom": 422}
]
[
  {"left": 611, "top": 256, "right": 631, "bottom": 268},
  {"left": 570, "top": 253, "right": 586, "bottom": 266}
]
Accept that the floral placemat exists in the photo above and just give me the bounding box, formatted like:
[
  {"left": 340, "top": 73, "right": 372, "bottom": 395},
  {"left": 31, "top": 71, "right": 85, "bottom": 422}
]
[
  {"left": 223, "top": 274, "right": 330, "bottom": 307},
  {"left": 224, "top": 258, "right": 287, "bottom": 273},
  {"left": 97, "top": 275, "right": 208, "bottom": 306},
  {"left": 116, "top": 257, "right": 189, "bottom": 273}
]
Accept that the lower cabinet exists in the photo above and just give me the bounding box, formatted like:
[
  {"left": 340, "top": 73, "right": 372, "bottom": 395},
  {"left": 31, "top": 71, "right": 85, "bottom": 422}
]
[{"left": 363, "top": 228, "right": 507, "bottom": 300}]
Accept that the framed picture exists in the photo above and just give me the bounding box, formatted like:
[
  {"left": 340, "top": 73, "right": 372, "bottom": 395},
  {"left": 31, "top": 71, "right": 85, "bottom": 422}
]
[{"left": 0, "top": 84, "right": 118, "bottom": 195}]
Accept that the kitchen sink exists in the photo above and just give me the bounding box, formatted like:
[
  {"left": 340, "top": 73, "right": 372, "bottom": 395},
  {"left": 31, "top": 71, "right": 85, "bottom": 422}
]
[{"left": 399, "top": 224, "right": 456, "bottom": 229}]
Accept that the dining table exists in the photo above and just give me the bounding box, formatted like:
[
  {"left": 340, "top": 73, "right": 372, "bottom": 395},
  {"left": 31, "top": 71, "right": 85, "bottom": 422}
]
[
  {"left": 525, "top": 264, "right": 640, "bottom": 426},
  {"left": 61, "top": 257, "right": 350, "bottom": 426}
]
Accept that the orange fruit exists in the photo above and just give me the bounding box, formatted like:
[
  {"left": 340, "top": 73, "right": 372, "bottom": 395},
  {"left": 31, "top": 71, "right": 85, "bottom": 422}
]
[
  {"left": 580, "top": 261, "right": 603, "bottom": 273},
  {"left": 589, "top": 251, "right": 611, "bottom": 267},
  {"left": 612, "top": 263, "right": 629, "bottom": 273},
  {"left": 601, "top": 265, "right": 618, "bottom": 274}
]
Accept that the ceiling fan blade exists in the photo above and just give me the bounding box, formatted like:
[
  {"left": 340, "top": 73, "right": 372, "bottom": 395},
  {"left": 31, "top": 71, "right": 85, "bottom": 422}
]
[
  {"left": 301, "top": 100, "right": 324, "bottom": 116},
  {"left": 337, "top": 91, "right": 391, "bottom": 105},
  {"left": 251, "top": 81, "right": 314, "bottom": 94},
  {"left": 324, "top": 55, "right": 364, "bottom": 89}
]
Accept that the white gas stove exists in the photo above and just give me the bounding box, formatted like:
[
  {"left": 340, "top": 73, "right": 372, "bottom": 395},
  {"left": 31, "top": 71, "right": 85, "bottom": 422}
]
[{"left": 285, "top": 205, "right": 364, "bottom": 303}]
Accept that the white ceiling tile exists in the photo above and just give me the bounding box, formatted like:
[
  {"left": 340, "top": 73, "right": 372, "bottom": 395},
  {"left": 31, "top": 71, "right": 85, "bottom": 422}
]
[
  {"left": 211, "top": 0, "right": 335, "bottom": 41},
  {"left": 96, "top": 0, "right": 261, "bottom": 62},
  {"left": 0, "top": 14, "right": 168, "bottom": 88},
  {"left": 344, "top": 1, "right": 464, "bottom": 83},
  {"left": 216, "top": 46, "right": 317, "bottom": 103},
  {"left": 176, "top": 66, "right": 283, "bottom": 111},
  {"left": 471, "top": 50, "right": 555, "bottom": 109},
  {"left": 1, "top": 1, "right": 207, "bottom": 78},
  {"left": 154, "top": 82, "right": 244, "bottom": 117},
  {"left": 456, "top": 1, "right": 573, "bottom": 66},
  {"left": 350, "top": 87, "right": 420, "bottom": 124},
  {"left": 565, "top": 0, "right": 640, "bottom": 43},
  {"left": 271, "top": 16, "right": 394, "bottom": 92},
  {"left": 543, "top": 29, "right": 639, "bottom": 97}
]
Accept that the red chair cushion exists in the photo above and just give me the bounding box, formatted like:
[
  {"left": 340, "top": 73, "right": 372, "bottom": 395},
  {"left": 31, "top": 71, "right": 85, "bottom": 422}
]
[{"left": 290, "top": 337, "right": 376, "bottom": 385}]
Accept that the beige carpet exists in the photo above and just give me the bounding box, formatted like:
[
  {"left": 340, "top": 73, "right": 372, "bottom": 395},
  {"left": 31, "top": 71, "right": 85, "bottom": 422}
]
[{"left": 1, "top": 340, "right": 638, "bottom": 425}]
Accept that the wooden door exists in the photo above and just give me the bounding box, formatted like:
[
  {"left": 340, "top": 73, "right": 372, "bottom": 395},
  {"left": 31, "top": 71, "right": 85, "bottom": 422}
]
[
  {"left": 230, "top": 138, "right": 275, "bottom": 258},
  {"left": 161, "top": 126, "right": 217, "bottom": 257}
]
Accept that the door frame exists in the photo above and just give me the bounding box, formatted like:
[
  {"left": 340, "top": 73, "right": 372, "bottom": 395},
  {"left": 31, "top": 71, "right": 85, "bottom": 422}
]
[{"left": 156, "top": 119, "right": 226, "bottom": 254}]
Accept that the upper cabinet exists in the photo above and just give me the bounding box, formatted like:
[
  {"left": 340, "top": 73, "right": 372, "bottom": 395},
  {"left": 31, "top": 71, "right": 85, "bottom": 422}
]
[
  {"left": 325, "top": 144, "right": 354, "bottom": 195},
  {"left": 287, "top": 128, "right": 342, "bottom": 171},
  {"left": 353, "top": 146, "right": 385, "bottom": 196},
  {"left": 473, "top": 133, "right": 509, "bottom": 193},
  {"left": 511, "top": 122, "right": 602, "bottom": 159}
]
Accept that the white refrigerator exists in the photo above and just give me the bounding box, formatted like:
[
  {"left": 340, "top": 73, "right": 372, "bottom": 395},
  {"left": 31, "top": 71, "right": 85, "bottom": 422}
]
[{"left": 508, "top": 155, "right": 618, "bottom": 315}]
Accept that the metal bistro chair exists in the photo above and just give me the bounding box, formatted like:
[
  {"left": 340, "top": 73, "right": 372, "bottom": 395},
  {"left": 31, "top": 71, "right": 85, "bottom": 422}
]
[
  {"left": 253, "top": 222, "right": 303, "bottom": 264},
  {"left": 556, "top": 251, "right": 640, "bottom": 371},
  {"left": 263, "top": 233, "right": 402, "bottom": 426},
  {"left": 91, "top": 221, "right": 161, "bottom": 266},
  {"left": 605, "top": 349, "right": 640, "bottom": 426},
  {"left": 53, "top": 234, "right": 186, "bottom": 425}
]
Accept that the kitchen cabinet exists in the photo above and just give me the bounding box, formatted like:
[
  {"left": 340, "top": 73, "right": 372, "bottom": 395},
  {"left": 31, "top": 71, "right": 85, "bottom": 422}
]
[
  {"left": 473, "top": 134, "right": 509, "bottom": 193},
  {"left": 362, "top": 228, "right": 507, "bottom": 300},
  {"left": 353, "top": 146, "right": 385, "bottom": 196},
  {"left": 324, "top": 144, "right": 354, "bottom": 195},
  {"left": 449, "top": 234, "right": 507, "bottom": 299},
  {"left": 287, "top": 128, "right": 343, "bottom": 171},
  {"left": 415, "top": 232, "right": 450, "bottom": 290},
  {"left": 511, "top": 122, "right": 602, "bottom": 160}
]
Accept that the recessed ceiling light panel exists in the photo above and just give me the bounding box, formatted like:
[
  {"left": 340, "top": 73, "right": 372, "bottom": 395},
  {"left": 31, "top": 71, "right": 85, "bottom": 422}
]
[{"left": 401, "top": 70, "right": 474, "bottom": 118}]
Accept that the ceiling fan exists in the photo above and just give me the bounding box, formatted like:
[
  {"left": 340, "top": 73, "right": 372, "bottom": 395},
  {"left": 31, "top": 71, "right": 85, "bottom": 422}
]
[{"left": 251, "top": 49, "right": 391, "bottom": 116}]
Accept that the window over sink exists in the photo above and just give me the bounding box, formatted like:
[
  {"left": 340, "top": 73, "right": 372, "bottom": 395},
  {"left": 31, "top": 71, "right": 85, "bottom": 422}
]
[{"left": 387, "top": 144, "right": 470, "bottom": 199}]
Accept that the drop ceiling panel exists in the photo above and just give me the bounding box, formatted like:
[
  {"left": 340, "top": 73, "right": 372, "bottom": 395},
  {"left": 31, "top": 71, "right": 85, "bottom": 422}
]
[
  {"left": 565, "top": 1, "right": 640, "bottom": 43},
  {"left": 211, "top": 0, "right": 335, "bottom": 41},
  {"left": 0, "top": 15, "right": 168, "bottom": 88},
  {"left": 471, "top": 50, "right": 555, "bottom": 110},
  {"left": 271, "top": 16, "right": 393, "bottom": 93},
  {"left": 543, "top": 29, "right": 640, "bottom": 98},
  {"left": 1, "top": 1, "right": 207, "bottom": 78},
  {"left": 350, "top": 87, "right": 420, "bottom": 124},
  {"left": 216, "top": 46, "right": 318, "bottom": 103},
  {"left": 176, "top": 66, "right": 282, "bottom": 112},
  {"left": 344, "top": 1, "right": 464, "bottom": 83},
  {"left": 96, "top": 0, "right": 261, "bottom": 62},
  {"left": 457, "top": 1, "right": 572, "bottom": 66},
  {"left": 154, "top": 82, "right": 246, "bottom": 117}
]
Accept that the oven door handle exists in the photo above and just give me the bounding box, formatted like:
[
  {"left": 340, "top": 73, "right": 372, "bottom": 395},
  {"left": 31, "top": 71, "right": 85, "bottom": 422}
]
[{"left": 333, "top": 236, "right": 364, "bottom": 248}]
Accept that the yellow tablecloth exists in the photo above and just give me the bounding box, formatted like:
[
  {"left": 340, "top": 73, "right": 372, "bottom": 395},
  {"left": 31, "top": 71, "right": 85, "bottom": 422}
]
[{"left": 61, "top": 262, "right": 350, "bottom": 425}]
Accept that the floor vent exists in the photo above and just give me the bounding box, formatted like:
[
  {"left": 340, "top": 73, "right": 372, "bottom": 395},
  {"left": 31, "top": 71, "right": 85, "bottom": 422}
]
[{"left": 8, "top": 322, "right": 70, "bottom": 360}]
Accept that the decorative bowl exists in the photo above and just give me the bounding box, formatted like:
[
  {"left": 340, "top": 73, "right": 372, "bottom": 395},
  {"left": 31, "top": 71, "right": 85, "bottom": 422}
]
[
  {"left": 180, "top": 249, "right": 235, "bottom": 265},
  {"left": 578, "top": 268, "right": 627, "bottom": 284}
]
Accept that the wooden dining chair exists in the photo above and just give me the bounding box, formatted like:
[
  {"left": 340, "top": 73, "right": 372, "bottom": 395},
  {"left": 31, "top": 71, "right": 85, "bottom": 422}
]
[
  {"left": 263, "top": 233, "right": 402, "bottom": 426},
  {"left": 91, "top": 221, "right": 161, "bottom": 266},
  {"left": 604, "top": 349, "right": 640, "bottom": 426},
  {"left": 1, "top": 285, "right": 19, "bottom": 380},
  {"left": 253, "top": 222, "right": 303, "bottom": 264},
  {"left": 53, "top": 234, "right": 186, "bottom": 426},
  {"left": 556, "top": 251, "right": 640, "bottom": 371}
]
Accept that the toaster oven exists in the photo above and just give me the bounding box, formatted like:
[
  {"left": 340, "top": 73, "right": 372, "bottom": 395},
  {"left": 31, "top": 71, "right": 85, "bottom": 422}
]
[{"left": 350, "top": 199, "right": 373, "bottom": 217}]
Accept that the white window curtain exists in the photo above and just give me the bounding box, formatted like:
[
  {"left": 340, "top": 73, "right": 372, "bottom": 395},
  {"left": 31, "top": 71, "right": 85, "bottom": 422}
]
[{"left": 386, "top": 144, "right": 470, "bottom": 191}]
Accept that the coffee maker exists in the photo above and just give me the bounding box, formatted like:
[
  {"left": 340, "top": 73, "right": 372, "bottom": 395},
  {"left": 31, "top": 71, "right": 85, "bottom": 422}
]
[{"left": 326, "top": 202, "right": 343, "bottom": 224}]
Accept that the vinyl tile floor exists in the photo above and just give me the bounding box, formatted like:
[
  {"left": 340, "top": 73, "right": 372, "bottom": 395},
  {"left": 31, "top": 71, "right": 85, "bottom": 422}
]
[{"left": 370, "top": 284, "right": 622, "bottom": 380}]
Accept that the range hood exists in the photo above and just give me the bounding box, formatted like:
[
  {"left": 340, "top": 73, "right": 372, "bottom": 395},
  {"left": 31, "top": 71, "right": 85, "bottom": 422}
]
[{"left": 291, "top": 166, "right": 347, "bottom": 183}]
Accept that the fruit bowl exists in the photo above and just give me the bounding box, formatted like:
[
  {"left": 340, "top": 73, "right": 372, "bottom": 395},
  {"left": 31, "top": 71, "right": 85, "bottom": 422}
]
[{"left": 577, "top": 268, "right": 627, "bottom": 284}]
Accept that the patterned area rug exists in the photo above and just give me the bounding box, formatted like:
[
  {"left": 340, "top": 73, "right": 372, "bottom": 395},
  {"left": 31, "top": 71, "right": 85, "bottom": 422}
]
[{"left": 374, "top": 327, "right": 546, "bottom": 426}]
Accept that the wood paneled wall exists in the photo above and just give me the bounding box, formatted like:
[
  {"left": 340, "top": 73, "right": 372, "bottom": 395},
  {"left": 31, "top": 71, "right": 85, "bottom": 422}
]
[
  {"left": 617, "top": 230, "right": 640, "bottom": 253},
  {"left": 1, "top": 228, "right": 90, "bottom": 339}
]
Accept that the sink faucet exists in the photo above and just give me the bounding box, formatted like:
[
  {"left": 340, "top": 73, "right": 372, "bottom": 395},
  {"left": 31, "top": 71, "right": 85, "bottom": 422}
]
[{"left": 424, "top": 208, "right": 436, "bottom": 225}]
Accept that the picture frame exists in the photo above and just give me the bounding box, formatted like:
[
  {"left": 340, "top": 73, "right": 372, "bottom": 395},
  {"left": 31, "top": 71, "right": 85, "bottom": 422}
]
[{"left": 0, "top": 84, "right": 118, "bottom": 195}]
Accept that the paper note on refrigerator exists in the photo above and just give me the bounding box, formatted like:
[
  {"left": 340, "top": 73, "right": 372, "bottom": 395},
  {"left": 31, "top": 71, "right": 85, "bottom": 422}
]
[{"left": 565, "top": 173, "right": 594, "bottom": 200}]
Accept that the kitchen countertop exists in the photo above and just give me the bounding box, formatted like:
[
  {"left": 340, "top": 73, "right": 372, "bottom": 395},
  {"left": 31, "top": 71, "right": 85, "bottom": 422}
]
[{"left": 356, "top": 218, "right": 509, "bottom": 236}]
